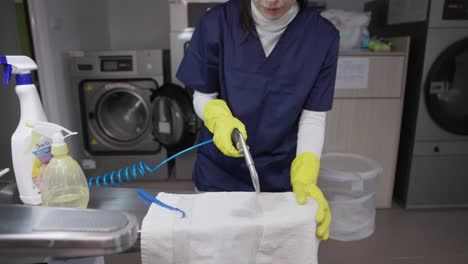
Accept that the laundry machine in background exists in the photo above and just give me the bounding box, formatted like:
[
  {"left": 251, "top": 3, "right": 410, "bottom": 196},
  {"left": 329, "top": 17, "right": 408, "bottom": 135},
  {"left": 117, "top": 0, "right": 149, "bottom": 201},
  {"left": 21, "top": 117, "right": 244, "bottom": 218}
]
[
  {"left": 68, "top": 49, "right": 197, "bottom": 184},
  {"left": 366, "top": 0, "right": 468, "bottom": 208}
]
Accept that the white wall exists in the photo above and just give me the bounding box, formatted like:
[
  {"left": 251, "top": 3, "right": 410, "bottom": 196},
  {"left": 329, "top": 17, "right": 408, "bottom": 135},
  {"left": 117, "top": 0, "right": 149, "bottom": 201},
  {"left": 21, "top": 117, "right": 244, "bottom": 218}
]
[
  {"left": 29, "top": 0, "right": 110, "bottom": 132},
  {"left": 106, "top": 0, "right": 170, "bottom": 50}
]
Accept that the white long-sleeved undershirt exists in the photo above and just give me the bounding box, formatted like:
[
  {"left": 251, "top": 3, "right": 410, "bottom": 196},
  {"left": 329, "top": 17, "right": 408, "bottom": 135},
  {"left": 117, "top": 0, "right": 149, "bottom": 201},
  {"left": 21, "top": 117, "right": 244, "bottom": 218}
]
[{"left": 191, "top": 0, "right": 326, "bottom": 158}]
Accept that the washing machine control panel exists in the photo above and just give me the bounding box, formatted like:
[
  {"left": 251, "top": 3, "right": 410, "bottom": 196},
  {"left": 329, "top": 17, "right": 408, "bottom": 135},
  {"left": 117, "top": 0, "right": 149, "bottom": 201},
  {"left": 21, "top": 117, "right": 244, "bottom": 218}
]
[
  {"left": 444, "top": 0, "right": 468, "bottom": 20},
  {"left": 100, "top": 56, "right": 133, "bottom": 72}
]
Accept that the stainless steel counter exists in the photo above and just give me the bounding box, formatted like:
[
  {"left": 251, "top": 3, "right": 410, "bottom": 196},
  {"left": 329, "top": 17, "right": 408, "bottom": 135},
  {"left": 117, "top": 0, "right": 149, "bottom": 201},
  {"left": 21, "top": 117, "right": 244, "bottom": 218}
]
[
  {"left": 0, "top": 182, "right": 194, "bottom": 228},
  {"left": 0, "top": 182, "right": 195, "bottom": 263}
]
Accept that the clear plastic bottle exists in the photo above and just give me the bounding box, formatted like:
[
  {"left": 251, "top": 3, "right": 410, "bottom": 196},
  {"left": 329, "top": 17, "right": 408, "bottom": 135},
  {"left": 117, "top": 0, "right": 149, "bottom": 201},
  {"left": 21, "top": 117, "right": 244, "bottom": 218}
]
[
  {"left": 41, "top": 149, "right": 89, "bottom": 208},
  {"left": 30, "top": 123, "right": 90, "bottom": 208}
]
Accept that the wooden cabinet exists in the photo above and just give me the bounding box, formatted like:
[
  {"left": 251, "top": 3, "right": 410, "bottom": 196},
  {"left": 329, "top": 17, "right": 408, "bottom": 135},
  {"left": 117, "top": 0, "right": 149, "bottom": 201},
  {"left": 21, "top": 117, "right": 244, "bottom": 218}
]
[
  {"left": 333, "top": 56, "right": 405, "bottom": 98},
  {"left": 323, "top": 37, "right": 409, "bottom": 208}
]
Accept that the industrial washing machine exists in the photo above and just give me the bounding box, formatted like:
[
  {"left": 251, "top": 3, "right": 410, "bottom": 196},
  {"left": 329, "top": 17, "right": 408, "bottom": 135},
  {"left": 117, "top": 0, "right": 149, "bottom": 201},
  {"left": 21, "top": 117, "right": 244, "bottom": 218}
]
[
  {"left": 68, "top": 49, "right": 197, "bottom": 182},
  {"left": 367, "top": 0, "right": 468, "bottom": 207}
]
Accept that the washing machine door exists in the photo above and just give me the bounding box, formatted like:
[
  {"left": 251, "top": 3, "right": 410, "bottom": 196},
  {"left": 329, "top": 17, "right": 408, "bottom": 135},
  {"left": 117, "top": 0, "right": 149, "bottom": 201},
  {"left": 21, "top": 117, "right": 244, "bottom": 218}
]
[
  {"left": 425, "top": 37, "right": 468, "bottom": 135},
  {"left": 81, "top": 80, "right": 161, "bottom": 154},
  {"left": 97, "top": 87, "right": 149, "bottom": 142},
  {"left": 151, "top": 83, "right": 198, "bottom": 154}
]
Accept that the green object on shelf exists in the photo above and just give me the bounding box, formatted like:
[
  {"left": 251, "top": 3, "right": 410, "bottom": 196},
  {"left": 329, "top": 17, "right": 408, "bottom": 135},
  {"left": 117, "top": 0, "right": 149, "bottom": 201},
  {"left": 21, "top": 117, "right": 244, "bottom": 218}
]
[{"left": 369, "top": 38, "right": 392, "bottom": 52}]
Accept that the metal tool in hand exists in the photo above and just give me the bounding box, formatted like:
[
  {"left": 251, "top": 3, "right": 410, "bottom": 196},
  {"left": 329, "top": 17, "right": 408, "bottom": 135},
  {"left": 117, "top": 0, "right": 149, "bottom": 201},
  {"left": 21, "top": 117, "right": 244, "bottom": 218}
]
[{"left": 231, "top": 128, "right": 260, "bottom": 193}]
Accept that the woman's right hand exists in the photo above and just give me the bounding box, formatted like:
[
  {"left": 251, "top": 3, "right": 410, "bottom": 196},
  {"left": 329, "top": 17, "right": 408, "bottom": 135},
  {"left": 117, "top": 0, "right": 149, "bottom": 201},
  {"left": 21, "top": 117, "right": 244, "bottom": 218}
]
[{"left": 203, "top": 99, "right": 247, "bottom": 157}]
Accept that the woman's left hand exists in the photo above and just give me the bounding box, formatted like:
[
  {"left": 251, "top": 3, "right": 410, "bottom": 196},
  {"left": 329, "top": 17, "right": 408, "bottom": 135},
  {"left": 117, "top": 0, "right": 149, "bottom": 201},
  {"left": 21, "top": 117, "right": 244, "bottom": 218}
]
[{"left": 291, "top": 152, "right": 331, "bottom": 240}]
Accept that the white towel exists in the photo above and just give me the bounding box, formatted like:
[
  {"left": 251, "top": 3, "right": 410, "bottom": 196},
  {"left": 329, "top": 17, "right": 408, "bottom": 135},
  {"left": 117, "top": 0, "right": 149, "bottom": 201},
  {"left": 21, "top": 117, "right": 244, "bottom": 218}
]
[{"left": 141, "top": 192, "right": 320, "bottom": 264}]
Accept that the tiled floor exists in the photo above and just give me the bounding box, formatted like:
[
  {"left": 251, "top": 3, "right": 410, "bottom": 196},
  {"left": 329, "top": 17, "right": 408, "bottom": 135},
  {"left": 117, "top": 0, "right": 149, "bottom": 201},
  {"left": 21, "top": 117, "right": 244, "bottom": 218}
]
[{"left": 105, "top": 203, "right": 468, "bottom": 264}]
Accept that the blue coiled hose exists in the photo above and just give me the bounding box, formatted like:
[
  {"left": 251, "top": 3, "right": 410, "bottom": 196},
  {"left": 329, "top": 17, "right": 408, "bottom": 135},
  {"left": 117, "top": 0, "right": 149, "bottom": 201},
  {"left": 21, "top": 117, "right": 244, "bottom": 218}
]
[{"left": 88, "top": 139, "right": 214, "bottom": 188}]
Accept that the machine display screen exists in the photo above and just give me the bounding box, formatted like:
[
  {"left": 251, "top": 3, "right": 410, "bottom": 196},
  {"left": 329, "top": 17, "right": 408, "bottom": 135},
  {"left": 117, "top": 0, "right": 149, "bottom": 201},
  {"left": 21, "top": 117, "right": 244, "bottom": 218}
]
[
  {"left": 100, "top": 56, "right": 133, "bottom": 72},
  {"left": 77, "top": 64, "right": 93, "bottom": 71},
  {"left": 444, "top": 0, "right": 468, "bottom": 20}
]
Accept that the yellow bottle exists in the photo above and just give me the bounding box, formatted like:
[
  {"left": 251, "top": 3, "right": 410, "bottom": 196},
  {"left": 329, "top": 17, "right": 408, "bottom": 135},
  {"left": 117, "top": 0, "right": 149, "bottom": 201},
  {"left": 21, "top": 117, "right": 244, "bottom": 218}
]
[{"left": 29, "top": 121, "right": 89, "bottom": 208}]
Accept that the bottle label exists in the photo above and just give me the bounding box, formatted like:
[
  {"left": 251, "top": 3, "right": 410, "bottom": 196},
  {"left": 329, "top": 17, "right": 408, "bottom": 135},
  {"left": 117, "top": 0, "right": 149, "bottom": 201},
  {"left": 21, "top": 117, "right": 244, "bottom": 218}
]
[
  {"left": 31, "top": 136, "right": 52, "bottom": 194},
  {"left": 32, "top": 145, "right": 53, "bottom": 164}
]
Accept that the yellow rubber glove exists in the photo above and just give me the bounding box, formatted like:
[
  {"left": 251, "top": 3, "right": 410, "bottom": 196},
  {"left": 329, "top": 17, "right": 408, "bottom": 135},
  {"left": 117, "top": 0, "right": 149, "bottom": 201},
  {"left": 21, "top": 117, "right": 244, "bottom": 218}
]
[
  {"left": 204, "top": 99, "right": 247, "bottom": 158},
  {"left": 291, "top": 152, "right": 331, "bottom": 240}
]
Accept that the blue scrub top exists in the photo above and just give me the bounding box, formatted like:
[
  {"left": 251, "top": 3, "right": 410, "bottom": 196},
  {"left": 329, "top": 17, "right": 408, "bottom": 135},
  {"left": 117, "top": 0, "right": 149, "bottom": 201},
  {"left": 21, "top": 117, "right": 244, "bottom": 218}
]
[{"left": 177, "top": 0, "right": 339, "bottom": 192}]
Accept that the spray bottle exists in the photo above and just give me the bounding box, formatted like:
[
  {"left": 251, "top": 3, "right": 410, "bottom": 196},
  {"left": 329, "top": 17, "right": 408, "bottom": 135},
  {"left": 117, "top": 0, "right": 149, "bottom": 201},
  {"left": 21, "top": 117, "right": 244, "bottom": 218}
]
[
  {"left": 0, "top": 55, "right": 47, "bottom": 205},
  {"left": 27, "top": 121, "right": 89, "bottom": 208}
]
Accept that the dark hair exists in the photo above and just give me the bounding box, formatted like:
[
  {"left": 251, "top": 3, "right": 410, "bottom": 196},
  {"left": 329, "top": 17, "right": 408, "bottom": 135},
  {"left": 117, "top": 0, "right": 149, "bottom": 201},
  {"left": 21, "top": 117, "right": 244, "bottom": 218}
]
[{"left": 241, "top": 0, "right": 307, "bottom": 39}]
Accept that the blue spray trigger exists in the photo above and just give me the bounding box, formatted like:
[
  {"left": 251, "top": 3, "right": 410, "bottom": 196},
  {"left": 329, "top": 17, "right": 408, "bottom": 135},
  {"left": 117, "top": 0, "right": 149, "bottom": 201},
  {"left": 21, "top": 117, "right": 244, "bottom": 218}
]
[
  {"left": 3, "top": 65, "right": 12, "bottom": 85},
  {"left": 0, "top": 56, "right": 10, "bottom": 86}
]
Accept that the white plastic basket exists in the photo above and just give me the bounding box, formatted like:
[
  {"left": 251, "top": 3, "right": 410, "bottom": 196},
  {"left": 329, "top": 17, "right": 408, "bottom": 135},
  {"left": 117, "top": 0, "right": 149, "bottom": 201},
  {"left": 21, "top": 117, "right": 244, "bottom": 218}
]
[{"left": 318, "top": 153, "right": 382, "bottom": 241}]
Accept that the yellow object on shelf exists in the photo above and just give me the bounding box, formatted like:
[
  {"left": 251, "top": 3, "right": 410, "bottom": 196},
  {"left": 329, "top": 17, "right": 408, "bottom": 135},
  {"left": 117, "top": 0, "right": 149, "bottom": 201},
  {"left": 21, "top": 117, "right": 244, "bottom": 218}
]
[{"left": 368, "top": 38, "right": 392, "bottom": 52}]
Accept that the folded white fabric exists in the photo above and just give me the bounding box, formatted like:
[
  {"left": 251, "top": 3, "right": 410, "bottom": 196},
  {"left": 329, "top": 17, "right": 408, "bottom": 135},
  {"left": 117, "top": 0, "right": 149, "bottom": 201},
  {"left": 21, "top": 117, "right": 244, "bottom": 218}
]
[{"left": 141, "top": 192, "right": 319, "bottom": 264}]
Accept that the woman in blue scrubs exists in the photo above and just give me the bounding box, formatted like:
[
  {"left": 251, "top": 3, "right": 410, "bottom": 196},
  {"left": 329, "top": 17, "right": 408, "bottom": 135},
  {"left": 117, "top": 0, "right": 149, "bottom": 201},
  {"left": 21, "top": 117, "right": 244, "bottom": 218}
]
[{"left": 177, "top": 0, "right": 339, "bottom": 240}]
